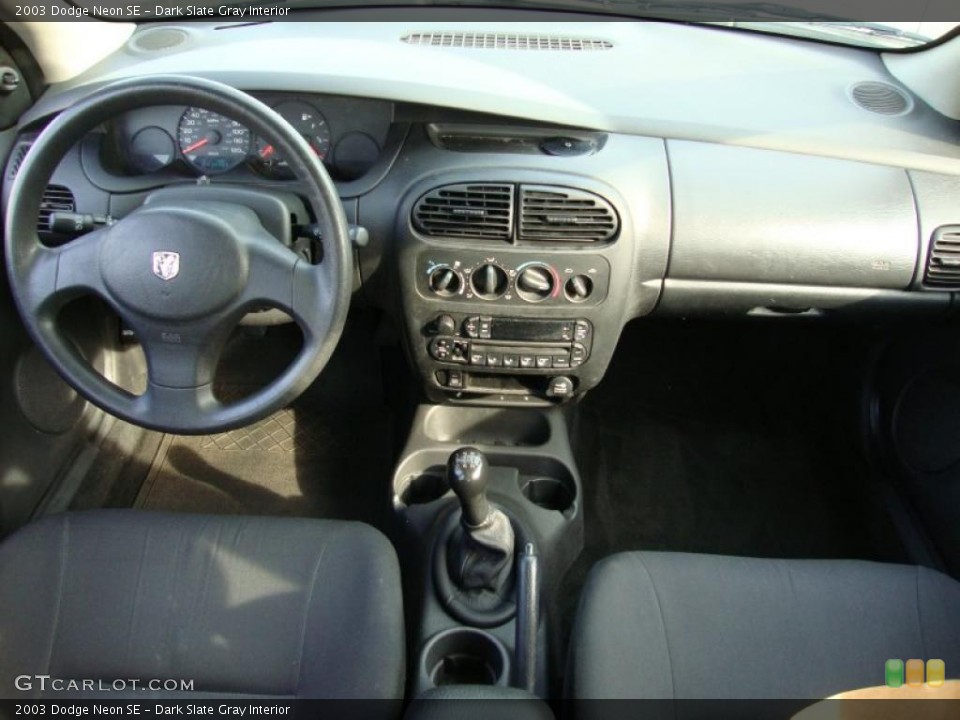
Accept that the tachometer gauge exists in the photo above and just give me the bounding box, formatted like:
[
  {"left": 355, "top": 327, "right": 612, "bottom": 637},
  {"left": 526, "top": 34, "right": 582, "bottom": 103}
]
[
  {"left": 177, "top": 107, "right": 251, "bottom": 175},
  {"left": 254, "top": 100, "right": 332, "bottom": 178}
]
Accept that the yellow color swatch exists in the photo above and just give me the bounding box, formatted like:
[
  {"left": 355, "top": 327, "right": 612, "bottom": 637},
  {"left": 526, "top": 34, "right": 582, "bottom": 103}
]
[
  {"left": 926, "top": 659, "right": 945, "bottom": 687},
  {"left": 905, "top": 658, "right": 924, "bottom": 687}
]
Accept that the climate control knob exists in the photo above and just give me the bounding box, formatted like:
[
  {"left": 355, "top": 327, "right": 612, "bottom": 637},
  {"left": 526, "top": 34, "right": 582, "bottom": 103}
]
[
  {"left": 564, "top": 274, "right": 594, "bottom": 303},
  {"left": 428, "top": 266, "right": 463, "bottom": 297},
  {"left": 516, "top": 264, "right": 556, "bottom": 303},
  {"left": 471, "top": 263, "right": 509, "bottom": 300}
]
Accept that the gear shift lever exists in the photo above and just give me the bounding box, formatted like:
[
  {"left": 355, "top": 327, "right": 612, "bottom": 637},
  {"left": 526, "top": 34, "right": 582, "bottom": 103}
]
[
  {"left": 448, "top": 447, "right": 493, "bottom": 527},
  {"left": 446, "top": 447, "right": 515, "bottom": 593}
]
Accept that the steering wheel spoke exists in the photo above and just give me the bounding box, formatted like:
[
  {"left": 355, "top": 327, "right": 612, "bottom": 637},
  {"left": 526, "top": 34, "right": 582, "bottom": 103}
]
[
  {"left": 134, "top": 314, "right": 234, "bottom": 392},
  {"left": 19, "top": 228, "right": 108, "bottom": 317},
  {"left": 138, "top": 381, "right": 219, "bottom": 430},
  {"left": 241, "top": 229, "right": 332, "bottom": 334}
]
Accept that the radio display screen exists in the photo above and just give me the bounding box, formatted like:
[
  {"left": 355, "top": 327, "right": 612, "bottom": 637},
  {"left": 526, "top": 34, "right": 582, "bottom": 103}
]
[{"left": 490, "top": 318, "right": 572, "bottom": 342}]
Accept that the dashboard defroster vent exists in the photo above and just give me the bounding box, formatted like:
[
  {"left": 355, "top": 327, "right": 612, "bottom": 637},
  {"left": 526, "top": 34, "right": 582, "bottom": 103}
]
[
  {"left": 924, "top": 226, "right": 960, "bottom": 289},
  {"left": 413, "top": 184, "right": 513, "bottom": 241},
  {"left": 401, "top": 32, "right": 612, "bottom": 51},
  {"left": 518, "top": 185, "right": 619, "bottom": 243},
  {"left": 128, "top": 27, "right": 190, "bottom": 53},
  {"left": 38, "top": 185, "right": 76, "bottom": 237},
  {"left": 849, "top": 81, "right": 912, "bottom": 116}
]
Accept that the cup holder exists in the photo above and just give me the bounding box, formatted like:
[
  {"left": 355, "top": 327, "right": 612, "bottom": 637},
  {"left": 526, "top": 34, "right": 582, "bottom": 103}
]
[
  {"left": 397, "top": 466, "right": 449, "bottom": 506},
  {"left": 520, "top": 475, "right": 576, "bottom": 514},
  {"left": 420, "top": 627, "right": 510, "bottom": 688}
]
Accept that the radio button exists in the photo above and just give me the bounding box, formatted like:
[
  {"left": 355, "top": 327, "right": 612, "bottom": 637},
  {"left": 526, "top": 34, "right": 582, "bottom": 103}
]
[
  {"left": 463, "top": 317, "right": 480, "bottom": 338},
  {"left": 536, "top": 356, "right": 553, "bottom": 369},
  {"left": 553, "top": 355, "right": 570, "bottom": 369},
  {"left": 503, "top": 354, "right": 519, "bottom": 368},
  {"left": 470, "top": 350, "right": 487, "bottom": 366},
  {"left": 451, "top": 341, "right": 469, "bottom": 364},
  {"left": 486, "top": 352, "right": 503, "bottom": 367},
  {"left": 430, "top": 338, "right": 452, "bottom": 361},
  {"left": 519, "top": 355, "right": 535, "bottom": 369},
  {"left": 574, "top": 321, "right": 592, "bottom": 342},
  {"left": 570, "top": 343, "right": 588, "bottom": 366},
  {"left": 479, "top": 318, "right": 493, "bottom": 339}
]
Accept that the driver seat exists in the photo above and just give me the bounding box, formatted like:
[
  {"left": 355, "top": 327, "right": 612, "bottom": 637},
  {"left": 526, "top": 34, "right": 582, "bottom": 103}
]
[{"left": 0, "top": 510, "right": 405, "bottom": 704}]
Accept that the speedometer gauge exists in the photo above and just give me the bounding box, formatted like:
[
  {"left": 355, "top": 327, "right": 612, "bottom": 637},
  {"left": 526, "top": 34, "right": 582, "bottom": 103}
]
[
  {"left": 254, "top": 100, "right": 332, "bottom": 179},
  {"left": 177, "top": 107, "right": 251, "bottom": 175}
]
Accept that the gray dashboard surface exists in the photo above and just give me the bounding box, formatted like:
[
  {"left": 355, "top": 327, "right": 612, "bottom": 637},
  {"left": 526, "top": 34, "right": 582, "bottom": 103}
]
[
  {"left": 7, "top": 16, "right": 960, "bottom": 323},
  {"left": 666, "top": 141, "right": 919, "bottom": 289},
  {"left": 21, "top": 17, "right": 960, "bottom": 175}
]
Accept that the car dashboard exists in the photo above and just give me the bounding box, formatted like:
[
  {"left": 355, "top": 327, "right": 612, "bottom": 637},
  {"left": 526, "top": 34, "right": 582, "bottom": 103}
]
[{"left": 5, "top": 15, "right": 960, "bottom": 407}]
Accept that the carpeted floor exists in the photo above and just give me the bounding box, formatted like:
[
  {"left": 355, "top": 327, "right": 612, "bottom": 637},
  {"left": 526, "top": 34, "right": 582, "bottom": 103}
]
[
  {"left": 134, "top": 399, "right": 391, "bottom": 524},
  {"left": 555, "top": 318, "right": 906, "bottom": 660},
  {"left": 77, "top": 314, "right": 397, "bottom": 530}
]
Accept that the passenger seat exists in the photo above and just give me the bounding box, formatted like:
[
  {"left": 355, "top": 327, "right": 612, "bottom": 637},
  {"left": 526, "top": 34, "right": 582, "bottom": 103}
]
[{"left": 568, "top": 551, "right": 960, "bottom": 699}]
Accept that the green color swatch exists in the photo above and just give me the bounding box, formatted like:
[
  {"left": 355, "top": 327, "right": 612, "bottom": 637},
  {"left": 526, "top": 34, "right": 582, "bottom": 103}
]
[{"left": 885, "top": 659, "right": 904, "bottom": 688}]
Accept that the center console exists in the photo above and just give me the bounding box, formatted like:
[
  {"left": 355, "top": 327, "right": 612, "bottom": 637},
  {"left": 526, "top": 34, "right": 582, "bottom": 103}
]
[
  {"left": 391, "top": 404, "right": 583, "bottom": 699},
  {"left": 395, "top": 171, "right": 637, "bottom": 406}
]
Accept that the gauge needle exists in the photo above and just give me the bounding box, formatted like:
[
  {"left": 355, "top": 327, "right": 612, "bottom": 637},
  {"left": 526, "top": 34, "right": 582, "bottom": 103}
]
[
  {"left": 259, "top": 144, "right": 275, "bottom": 159},
  {"left": 182, "top": 138, "right": 210, "bottom": 154}
]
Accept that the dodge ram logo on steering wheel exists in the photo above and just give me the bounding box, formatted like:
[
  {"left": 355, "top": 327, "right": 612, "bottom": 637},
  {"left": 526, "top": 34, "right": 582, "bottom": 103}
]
[{"left": 152, "top": 251, "right": 180, "bottom": 281}]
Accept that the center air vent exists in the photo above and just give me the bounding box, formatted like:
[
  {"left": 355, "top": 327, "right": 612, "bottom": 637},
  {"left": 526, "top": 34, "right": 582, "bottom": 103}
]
[
  {"left": 38, "top": 185, "right": 76, "bottom": 237},
  {"left": 518, "top": 185, "right": 619, "bottom": 243},
  {"left": 924, "top": 226, "right": 960, "bottom": 289},
  {"left": 401, "top": 32, "right": 612, "bottom": 51},
  {"left": 413, "top": 184, "right": 513, "bottom": 241}
]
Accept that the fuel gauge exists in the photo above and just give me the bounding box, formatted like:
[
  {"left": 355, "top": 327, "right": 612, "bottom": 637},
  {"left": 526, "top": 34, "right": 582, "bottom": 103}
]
[{"left": 254, "top": 100, "right": 331, "bottom": 178}]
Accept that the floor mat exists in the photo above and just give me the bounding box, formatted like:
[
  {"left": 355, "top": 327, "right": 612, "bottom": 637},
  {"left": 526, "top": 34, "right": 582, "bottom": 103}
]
[
  {"left": 134, "top": 401, "right": 391, "bottom": 526},
  {"left": 124, "top": 316, "right": 395, "bottom": 527}
]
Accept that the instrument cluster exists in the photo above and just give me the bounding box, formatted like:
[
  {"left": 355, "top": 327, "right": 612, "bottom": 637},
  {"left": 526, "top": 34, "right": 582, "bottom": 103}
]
[{"left": 108, "top": 93, "right": 393, "bottom": 182}]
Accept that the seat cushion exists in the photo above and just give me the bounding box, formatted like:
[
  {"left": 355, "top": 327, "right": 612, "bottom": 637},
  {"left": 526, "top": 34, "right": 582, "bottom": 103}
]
[
  {"left": 568, "top": 551, "right": 960, "bottom": 699},
  {"left": 405, "top": 686, "right": 554, "bottom": 720},
  {"left": 0, "top": 510, "right": 405, "bottom": 701}
]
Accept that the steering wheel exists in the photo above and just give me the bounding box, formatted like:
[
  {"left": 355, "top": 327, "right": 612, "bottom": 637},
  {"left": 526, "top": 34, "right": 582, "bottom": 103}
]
[{"left": 4, "top": 76, "right": 353, "bottom": 434}]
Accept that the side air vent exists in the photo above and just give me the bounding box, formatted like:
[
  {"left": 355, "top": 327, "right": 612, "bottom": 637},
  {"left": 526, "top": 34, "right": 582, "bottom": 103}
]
[
  {"left": 6, "top": 142, "right": 31, "bottom": 180},
  {"left": 38, "top": 185, "right": 76, "bottom": 237},
  {"left": 924, "top": 226, "right": 960, "bottom": 289},
  {"left": 849, "top": 81, "right": 913, "bottom": 116},
  {"left": 518, "top": 185, "right": 619, "bottom": 243},
  {"left": 413, "top": 183, "right": 513, "bottom": 241},
  {"left": 401, "top": 32, "right": 612, "bottom": 51}
]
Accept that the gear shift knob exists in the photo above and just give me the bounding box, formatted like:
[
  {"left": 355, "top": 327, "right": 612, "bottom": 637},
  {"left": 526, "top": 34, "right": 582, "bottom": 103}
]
[{"left": 447, "top": 446, "right": 492, "bottom": 527}]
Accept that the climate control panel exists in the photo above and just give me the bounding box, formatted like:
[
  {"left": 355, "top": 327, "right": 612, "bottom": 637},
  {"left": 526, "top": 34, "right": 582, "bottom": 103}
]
[{"left": 418, "top": 251, "right": 610, "bottom": 308}]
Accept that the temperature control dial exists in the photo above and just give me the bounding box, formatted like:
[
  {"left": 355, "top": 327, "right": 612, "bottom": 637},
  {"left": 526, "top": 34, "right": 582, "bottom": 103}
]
[
  {"left": 471, "top": 264, "right": 509, "bottom": 300},
  {"left": 516, "top": 263, "right": 557, "bottom": 303},
  {"left": 428, "top": 266, "right": 463, "bottom": 297}
]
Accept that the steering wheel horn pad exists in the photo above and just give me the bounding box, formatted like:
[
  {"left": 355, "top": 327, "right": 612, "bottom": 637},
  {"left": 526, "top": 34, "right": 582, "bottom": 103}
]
[
  {"left": 4, "top": 76, "right": 353, "bottom": 434},
  {"left": 100, "top": 203, "right": 249, "bottom": 321}
]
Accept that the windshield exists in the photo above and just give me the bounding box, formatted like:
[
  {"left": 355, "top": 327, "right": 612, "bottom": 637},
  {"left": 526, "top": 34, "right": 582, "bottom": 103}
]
[{"left": 57, "top": 0, "right": 960, "bottom": 50}]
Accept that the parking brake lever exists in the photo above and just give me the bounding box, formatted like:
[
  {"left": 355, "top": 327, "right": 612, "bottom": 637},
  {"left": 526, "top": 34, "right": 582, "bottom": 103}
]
[{"left": 514, "top": 542, "right": 540, "bottom": 694}]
